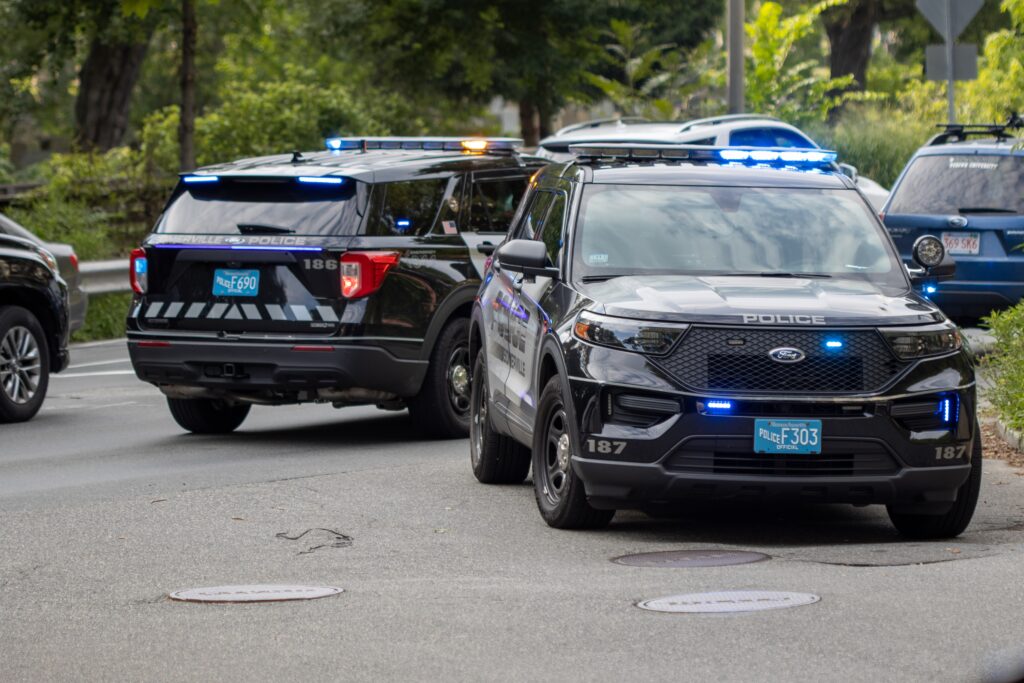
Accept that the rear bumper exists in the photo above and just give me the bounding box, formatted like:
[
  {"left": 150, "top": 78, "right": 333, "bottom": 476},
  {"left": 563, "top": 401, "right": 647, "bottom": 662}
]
[
  {"left": 127, "top": 338, "right": 428, "bottom": 398},
  {"left": 928, "top": 281, "right": 1024, "bottom": 316}
]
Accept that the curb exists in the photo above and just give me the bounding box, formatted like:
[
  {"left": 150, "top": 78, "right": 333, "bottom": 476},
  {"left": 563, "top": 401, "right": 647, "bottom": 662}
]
[
  {"left": 962, "top": 327, "right": 996, "bottom": 358},
  {"left": 995, "top": 419, "right": 1024, "bottom": 453}
]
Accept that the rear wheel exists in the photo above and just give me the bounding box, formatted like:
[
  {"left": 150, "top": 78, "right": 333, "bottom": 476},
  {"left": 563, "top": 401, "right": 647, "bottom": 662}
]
[
  {"left": 470, "top": 353, "right": 530, "bottom": 484},
  {"left": 887, "top": 433, "right": 982, "bottom": 539},
  {"left": 532, "top": 375, "right": 614, "bottom": 529},
  {"left": 408, "top": 318, "right": 471, "bottom": 438},
  {"left": 0, "top": 306, "right": 49, "bottom": 423},
  {"left": 167, "top": 398, "right": 251, "bottom": 434}
]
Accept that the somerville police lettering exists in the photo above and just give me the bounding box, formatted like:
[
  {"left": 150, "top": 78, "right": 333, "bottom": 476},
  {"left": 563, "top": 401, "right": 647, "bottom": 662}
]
[
  {"left": 158, "top": 234, "right": 310, "bottom": 246},
  {"left": 741, "top": 313, "right": 826, "bottom": 325}
]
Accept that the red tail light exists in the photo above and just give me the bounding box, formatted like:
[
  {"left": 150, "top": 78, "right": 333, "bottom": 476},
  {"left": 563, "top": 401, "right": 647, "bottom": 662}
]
[
  {"left": 130, "top": 247, "right": 148, "bottom": 294},
  {"left": 69, "top": 252, "right": 79, "bottom": 272},
  {"left": 340, "top": 251, "right": 400, "bottom": 298}
]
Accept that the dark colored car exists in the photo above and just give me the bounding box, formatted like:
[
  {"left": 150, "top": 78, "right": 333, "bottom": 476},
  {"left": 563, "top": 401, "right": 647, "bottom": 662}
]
[
  {"left": 127, "top": 137, "right": 543, "bottom": 436},
  {"left": 470, "top": 143, "right": 980, "bottom": 539},
  {"left": 0, "top": 233, "right": 70, "bottom": 422},
  {"left": 882, "top": 118, "right": 1024, "bottom": 320},
  {"left": 0, "top": 212, "right": 87, "bottom": 331}
]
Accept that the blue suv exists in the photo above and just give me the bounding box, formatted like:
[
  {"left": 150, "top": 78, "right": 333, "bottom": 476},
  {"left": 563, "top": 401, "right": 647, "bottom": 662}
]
[{"left": 882, "top": 117, "right": 1024, "bottom": 320}]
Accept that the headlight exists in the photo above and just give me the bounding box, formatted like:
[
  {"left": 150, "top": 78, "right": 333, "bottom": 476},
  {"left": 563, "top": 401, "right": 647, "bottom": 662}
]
[
  {"left": 882, "top": 326, "right": 962, "bottom": 359},
  {"left": 573, "top": 311, "right": 687, "bottom": 355},
  {"left": 35, "top": 247, "right": 59, "bottom": 275}
]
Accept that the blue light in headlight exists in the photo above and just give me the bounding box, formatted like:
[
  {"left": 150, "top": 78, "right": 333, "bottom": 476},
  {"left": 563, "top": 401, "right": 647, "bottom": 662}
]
[
  {"left": 705, "top": 399, "right": 733, "bottom": 414},
  {"left": 825, "top": 339, "right": 843, "bottom": 349},
  {"left": 182, "top": 175, "right": 219, "bottom": 184},
  {"left": 297, "top": 176, "right": 344, "bottom": 185}
]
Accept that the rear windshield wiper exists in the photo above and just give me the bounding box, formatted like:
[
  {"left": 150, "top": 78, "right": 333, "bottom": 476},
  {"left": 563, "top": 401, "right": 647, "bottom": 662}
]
[
  {"left": 957, "top": 207, "right": 1017, "bottom": 214},
  {"left": 237, "top": 223, "right": 295, "bottom": 234}
]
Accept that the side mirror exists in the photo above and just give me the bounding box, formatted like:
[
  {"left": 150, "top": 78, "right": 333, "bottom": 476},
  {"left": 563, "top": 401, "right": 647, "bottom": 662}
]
[
  {"left": 495, "top": 239, "right": 559, "bottom": 279},
  {"left": 476, "top": 241, "right": 496, "bottom": 256},
  {"left": 909, "top": 235, "right": 955, "bottom": 283},
  {"left": 838, "top": 162, "right": 859, "bottom": 182}
]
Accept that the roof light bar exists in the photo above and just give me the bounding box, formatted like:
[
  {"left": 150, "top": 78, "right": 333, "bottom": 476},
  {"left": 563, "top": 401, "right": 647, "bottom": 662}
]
[
  {"left": 568, "top": 144, "right": 839, "bottom": 168},
  {"left": 323, "top": 137, "right": 523, "bottom": 154},
  {"left": 182, "top": 174, "right": 220, "bottom": 184}
]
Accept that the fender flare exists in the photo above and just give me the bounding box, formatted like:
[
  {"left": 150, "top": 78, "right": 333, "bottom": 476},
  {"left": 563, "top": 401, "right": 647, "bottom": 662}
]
[
  {"left": 420, "top": 284, "right": 478, "bottom": 361},
  {"left": 536, "top": 334, "right": 587, "bottom": 453}
]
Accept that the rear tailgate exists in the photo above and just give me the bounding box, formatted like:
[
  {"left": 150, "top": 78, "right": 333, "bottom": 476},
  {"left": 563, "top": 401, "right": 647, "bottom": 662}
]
[{"left": 885, "top": 214, "right": 1024, "bottom": 283}]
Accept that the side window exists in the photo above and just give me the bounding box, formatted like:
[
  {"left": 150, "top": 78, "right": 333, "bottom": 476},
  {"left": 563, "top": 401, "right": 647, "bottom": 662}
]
[
  {"left": 467, "top": 177, "right": 529, "bottom": 233},
  {"left": 539, "top": 193, "right": 567, "bottom": 265},
  {"left": 365, "top": 179, "right": 447, "bottom": 236},
  {"left": 729, "top": 127, "right": 814, "bottom": 148},
  {"left": 513, "top": 190, "right": 554, "bottom": 241}
]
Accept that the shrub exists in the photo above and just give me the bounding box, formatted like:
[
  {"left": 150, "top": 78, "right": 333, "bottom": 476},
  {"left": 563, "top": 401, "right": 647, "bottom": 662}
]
[
  {"left": 71, "top": 292, "right": 133, "bottom": 343},
  {"left": 984, "top": 302, "right": 1024, "bottom": 431}
]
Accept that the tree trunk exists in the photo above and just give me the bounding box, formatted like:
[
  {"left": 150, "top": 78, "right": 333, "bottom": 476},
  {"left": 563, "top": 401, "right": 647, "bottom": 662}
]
[
  {"left": 537, "top": 100, "right": 554, "bottom": 141},
  {"left": 518, "top": 99, "right": 539, "bottom": 147},
  {"left": 179, "top": 0, "right": 197, "bottom": 171},
  {"left": 822, "top": 0, "right": 878, "bottom": 91},
  {"left": 73, "top": 37, "right": 152, "bottom": 151}
]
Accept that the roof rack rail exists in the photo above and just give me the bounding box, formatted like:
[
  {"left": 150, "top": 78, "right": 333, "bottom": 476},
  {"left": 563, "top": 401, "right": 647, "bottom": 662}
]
[
  {"left": 552, "top": 116, "right": 650, "bottom": 137},
  {"left": 323, "top": 136, "right": 523, "bottom": 155},
  {"left": 927, "top": 114, "right": 1024, "bottom": 146},
  {"left": 676, "top": 113, "right": 781, "bottom": 133},
  {"left": 568, "top": 143, "right": 837, "bottom": 169}
]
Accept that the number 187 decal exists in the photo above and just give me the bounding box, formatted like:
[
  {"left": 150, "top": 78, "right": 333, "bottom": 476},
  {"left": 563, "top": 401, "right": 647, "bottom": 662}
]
[
  {"left": 935, "top": 445, "right": 967, "bottom": 460},
  {"left": 586, "top": 439, "right": 627, "bottom": 455}
]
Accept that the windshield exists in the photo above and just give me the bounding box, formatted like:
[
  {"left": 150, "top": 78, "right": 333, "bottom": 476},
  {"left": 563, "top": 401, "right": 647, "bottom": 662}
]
[
  {"left": 573, "top": 184, "right": 905, "bottom": 287},
  {"left": 156, "top": 177, "right": 366, "bottom": 235},
  {"left": 888, "top": 154, "right": 1024, "bottom": 215}
]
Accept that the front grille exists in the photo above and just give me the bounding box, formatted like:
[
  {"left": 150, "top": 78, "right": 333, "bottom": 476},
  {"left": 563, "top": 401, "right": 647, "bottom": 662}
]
[
  {"left": 665, "top": 437, "right": 899, "bottom": 477},
  {"left": 654, "top": 327, "right": 907, "bottom": 394}
]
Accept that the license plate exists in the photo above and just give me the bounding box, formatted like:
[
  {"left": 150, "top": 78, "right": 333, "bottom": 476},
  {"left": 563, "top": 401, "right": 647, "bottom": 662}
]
[
  {"left": 213, "top": 268, "right": 260, "bottom": 297},
  {"left": 941, "top": 231, "right": 981, "bottom": 255},
  {"left": 754, "top": 419, "right": 822, "bottom": 455}
]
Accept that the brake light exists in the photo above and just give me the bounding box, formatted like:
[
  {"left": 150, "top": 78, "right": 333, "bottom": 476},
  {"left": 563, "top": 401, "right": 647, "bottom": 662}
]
[
  {"left": 130, "top": 247, "right": 148, "bottom": 294},
  {"left": 340, "top": 251, "right": 400, "bottom": 298},
  {"left": 69, "top": 252, "right": 79, "bottom": 272}
]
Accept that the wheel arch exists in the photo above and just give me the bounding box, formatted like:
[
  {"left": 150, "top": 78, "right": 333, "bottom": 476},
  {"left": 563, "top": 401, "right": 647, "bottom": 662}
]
[
  {"left": 0, "top": 285, "right": 62, "bottom": 370},
  {"left": 420, "top": 285, "right": 477, "bottom": 363}
]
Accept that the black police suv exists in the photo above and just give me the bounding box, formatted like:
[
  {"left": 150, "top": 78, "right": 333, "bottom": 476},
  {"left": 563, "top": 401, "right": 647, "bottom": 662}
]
[
  {"left": 0, "top": 232, "right": 70, "bottom": 422},
  {"left": 127, "top": 137, "right": 543, "bottom": 436},
  {"left": 470, "top": 143, "right": 979, "bottom": 539}
]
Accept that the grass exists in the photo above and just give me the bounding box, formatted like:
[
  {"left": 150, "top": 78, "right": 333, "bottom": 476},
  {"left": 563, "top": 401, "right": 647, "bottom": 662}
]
[{"left": 72, "top": 292, "right": 133, "bottom": 343}]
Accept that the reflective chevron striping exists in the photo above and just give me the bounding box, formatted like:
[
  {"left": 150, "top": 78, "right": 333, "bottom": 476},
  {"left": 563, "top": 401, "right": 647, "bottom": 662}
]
[{"left": 137, "top": 300, "right": 339, "bottom": 323}]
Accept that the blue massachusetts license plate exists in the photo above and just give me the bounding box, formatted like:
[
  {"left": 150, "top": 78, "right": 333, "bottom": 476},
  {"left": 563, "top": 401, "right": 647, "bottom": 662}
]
[
  {"left": 213, "top": 268, "right": 260, "bottom": 297},
  {"left": 754, "top": 419, "right": 822, "bottom": 455}
]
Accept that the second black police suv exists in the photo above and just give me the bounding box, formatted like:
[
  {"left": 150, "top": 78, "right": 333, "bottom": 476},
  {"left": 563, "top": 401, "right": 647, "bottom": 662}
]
[{"left": 470, "top": 143, "right": 979, "bottom": 539}]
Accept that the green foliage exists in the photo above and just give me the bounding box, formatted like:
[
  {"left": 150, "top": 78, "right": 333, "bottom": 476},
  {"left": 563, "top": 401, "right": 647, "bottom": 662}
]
[
  {"left": 745, "top": 0, "right": 859, "bottom": 125},
  {"left": 71, "top": 292, "right": 132, "bottom": 343},
  {"left": 984, "top": 301, "right": 1024, "bottom": 431}
]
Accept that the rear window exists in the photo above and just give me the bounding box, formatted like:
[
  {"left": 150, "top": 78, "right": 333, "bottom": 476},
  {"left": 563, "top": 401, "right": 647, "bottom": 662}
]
[
  {"left": 888, "top": 154, "right": 1024, "bottom": 215},
  {"left": 729, "top": 127, "right": 814, "bottom": 148},
  {"left": 156, "top": 177, "right": 366, "bottom": 235}
]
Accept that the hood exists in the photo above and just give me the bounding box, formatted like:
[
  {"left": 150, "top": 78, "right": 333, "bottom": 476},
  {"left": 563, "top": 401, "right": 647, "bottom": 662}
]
[{"left": 582, "top": 275, "right": 943, "bottom": 327}]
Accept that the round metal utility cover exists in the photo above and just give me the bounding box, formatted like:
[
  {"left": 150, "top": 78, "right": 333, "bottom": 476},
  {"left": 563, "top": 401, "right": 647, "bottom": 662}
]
[
  {"left": 613, "top": 550, "right": 769, "bottom": 568},
  {"left": 168, "top": 585, "right": 343, "bottom": 603},
  {"left": 638, "top": 591, "right": 820, "bottom": 614}
]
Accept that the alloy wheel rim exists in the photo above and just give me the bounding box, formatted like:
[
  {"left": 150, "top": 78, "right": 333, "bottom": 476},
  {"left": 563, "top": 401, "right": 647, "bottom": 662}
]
[
  {"left": 446, "top": 344, "right": 471, "bottom": 415},
  {"left": 0, "top": 326, "right": 41, "bottom": 405},
  {"left": 542, "top": 405, "right": 570, "bottom": 505}
]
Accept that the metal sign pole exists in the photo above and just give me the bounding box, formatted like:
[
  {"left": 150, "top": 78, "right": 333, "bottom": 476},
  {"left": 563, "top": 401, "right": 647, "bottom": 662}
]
[{"left": 945, "top": 0, "right": 955, "bottom": 123}]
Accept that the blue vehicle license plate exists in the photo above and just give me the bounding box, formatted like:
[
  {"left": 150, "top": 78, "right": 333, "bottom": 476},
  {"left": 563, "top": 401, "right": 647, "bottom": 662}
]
[
  {"left": 213, "top": 268, "right": 260, "bottom": 297},
  {"left": 754, "top": 419, "right": 822, "bottom": 455}
]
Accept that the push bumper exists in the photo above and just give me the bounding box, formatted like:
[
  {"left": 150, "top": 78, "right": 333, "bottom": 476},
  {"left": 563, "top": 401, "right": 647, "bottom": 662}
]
[{"left": 127, "top": 338, "right": 428, "bottom": 398}]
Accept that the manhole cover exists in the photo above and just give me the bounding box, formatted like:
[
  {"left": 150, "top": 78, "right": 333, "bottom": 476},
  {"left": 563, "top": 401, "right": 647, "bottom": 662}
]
[
  {"left": 168, "top": 585, "right": 343, "bottom": 603},
  {"left": 637, "top": 590, "right": 820, "bottom": 614},
  {"left": 613, "top": 550, "right": 769, "bottom": 568}
]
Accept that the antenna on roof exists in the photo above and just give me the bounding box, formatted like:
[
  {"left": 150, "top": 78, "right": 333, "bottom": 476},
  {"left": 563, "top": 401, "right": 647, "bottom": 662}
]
[{"left": 291, "top": 150, "right": 304, "bottom": 163}]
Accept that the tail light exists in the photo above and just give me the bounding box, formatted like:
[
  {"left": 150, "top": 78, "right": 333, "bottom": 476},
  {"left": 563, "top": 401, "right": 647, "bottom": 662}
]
[
  {"left": 69, "top": 252, "right": 79, "bottom": 272},
  {"left": 130, "top": 247, "right": 148, "bottom": 294},
  {"left": 340, "top": 251, "right": 400, "bottom": 298}
]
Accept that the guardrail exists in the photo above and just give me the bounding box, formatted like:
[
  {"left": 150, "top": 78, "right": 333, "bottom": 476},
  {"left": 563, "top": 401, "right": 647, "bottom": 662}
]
[{"left": 80, "top": 259, "right": 129, "bottom": 295}]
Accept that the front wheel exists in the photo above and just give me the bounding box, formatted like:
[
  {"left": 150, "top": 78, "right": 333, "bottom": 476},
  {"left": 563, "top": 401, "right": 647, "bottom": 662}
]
[
  {"left": 0, "top": 305, "right": 50, "bottom": 423},
  {"left": 887, "top": 433, "right": 982, "bottom": 539},
  {"left": 532, "top": 375, "right": 614, "bottom": 529},
  {"left": 408, "top": 318, "right": 471, "bottom": 438},
  {"left": 469, "top": 353, "right": 530, "bottom": 484},
  {"left": 167, "top": 397, "right": 251, "bottom": 434}
]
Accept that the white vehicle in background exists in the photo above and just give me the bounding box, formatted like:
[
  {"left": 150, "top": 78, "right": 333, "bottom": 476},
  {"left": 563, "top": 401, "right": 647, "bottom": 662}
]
[{"left": 536, "top": 114, "right": 890, "bottom": 210}]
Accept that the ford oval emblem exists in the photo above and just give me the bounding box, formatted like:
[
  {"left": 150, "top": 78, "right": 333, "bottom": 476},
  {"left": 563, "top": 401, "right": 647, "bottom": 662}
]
[
  {"left": 947, "top": 215, "right": 969, "bottom": 228},
  {"left": 769, "top": 347, "right": 806, "bottom": 363},
  {"left": 224, "top": 237, "right": 245, "bottom": 245}
]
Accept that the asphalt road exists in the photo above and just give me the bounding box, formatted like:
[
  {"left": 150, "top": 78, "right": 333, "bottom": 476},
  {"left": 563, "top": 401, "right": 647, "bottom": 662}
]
[{"left": 3, "top": 340, "right": 1024, "bottom": 682}]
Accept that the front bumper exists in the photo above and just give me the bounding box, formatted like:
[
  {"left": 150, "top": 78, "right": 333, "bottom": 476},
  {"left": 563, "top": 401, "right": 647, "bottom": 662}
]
[{"left": 127, "top": 337, "right": 428, "bottom": 399}]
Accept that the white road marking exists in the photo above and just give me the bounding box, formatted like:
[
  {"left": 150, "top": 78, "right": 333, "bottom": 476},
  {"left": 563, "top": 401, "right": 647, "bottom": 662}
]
[
  {"left": 70, "top": 337, "right": 128, "bottom": 349},
  {"left": 68, "top": 358, "right": 132, "bottom": 370},
  {"left": 44, "top": 401, "right": 139, "bottom": 412},
  {"left": 53, "top": 370, "right": 137, "bottom": 379}
]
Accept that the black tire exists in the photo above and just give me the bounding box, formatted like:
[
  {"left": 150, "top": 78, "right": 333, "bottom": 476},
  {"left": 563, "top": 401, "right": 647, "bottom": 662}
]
[
  {"left": 887, "top": 433, "right": 982, "bottom": 539},
  {"left": 532, "top": 375, "right": 614, "bottom": 529},
  {"left": 0, "top": 305, "right": 50, "bottom": 423},
  {"left": 469, "top": 353, "right": 530, "bottom": 484},
  {"left": 167, "top": 397, "right": 251, "bottom": 434},
  {"left": 408, "top": 317, "right": 471, "bottom": 439}
]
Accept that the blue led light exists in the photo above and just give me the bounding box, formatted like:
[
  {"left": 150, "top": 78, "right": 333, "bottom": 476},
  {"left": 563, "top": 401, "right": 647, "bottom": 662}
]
[
  {"left": 943, "top": 398, "right": 951, "bottom": 423},
  {"left": 297, "top": 176, "right": 344, "bottom": 185},
  {"left": 325, "top": 137, "right": 362, "bottom": 151},
  {"left": 134, "top": 258, "right": 147, "bottom": 274},
  {"left": 705, "top": 399, "right": 733, "bottom": 414},
  {"left": 395, "top": 219, "right": 411, "bottom": 230},
  {"left": 718, "top": 149, "right": 750, "bottom": 161},
  {"left": 825, "top": 340, "right": 843, "bottom": 349},
  {"left": 924, "top": 285, "right": 937, "bottom": 294},
  {"left": 182, "top": 175, "right": 219, "bottom": 184},
  {"left": 750, "top": 149, "right": 780, "bottom": 162}
]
